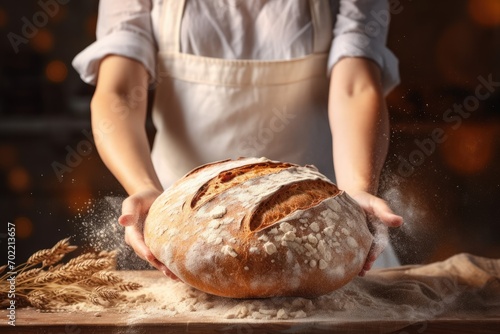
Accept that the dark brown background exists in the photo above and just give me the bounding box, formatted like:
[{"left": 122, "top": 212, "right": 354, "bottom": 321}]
[{"left": 0, "top": 0, "right": 499, "bottom": 266}]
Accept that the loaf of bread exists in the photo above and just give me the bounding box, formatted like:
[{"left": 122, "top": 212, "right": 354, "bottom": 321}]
[{"left": 144, "top": 157, "right": 373, "bottom": 298}]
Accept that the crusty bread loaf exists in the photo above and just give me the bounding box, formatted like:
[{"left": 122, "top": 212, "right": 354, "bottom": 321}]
[{"left": 144, "top": 157, "right": 373, "bottom": 298}]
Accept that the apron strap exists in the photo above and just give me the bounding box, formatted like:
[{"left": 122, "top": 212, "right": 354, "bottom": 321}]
[
  {"left": 309, "top": 0, "right": 333, "bottom": 54},
  {"left": 161, "top": 0, "right": 333, "bottom": 55},
  {"left": 160, "top": 0, "right": 186, "bottom": 53}
]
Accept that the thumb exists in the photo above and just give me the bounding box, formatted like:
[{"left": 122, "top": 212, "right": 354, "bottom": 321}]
[
  {"left": 372, "top": 197, "right": 403, "bottom": 227},
  {"left": 118, "top": 214, "right": 137, "bottom": 227},
  {"left": 119, "top": 196, "right": 141, "bottom": 226}
]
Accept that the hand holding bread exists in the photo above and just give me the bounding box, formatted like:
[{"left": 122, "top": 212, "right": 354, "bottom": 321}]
[{"left": 119, "top": 188, "right": 178, "bottom": 280}]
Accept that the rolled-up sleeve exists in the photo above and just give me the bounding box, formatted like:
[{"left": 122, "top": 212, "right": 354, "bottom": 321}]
[
  {"left": 72, "top": 0, "right": 157, "bottom": 85},
  {"left": 328, "top": 0, "right": 400, "bottom": 94}
]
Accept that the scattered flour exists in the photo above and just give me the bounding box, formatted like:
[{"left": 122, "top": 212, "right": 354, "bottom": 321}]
[
  {"left": 72, "top": 196, "right": 151, "bottom": 270},
  {"left": 57, "top": 270, "right": 448, "bottom": 325}
]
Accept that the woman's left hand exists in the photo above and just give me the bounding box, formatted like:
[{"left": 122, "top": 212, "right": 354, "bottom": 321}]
[{"left": 347, "top": 190, "right": 403, "bottom": 276}]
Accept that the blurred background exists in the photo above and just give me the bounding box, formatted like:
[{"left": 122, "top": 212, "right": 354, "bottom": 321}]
[{"left": 0, "top": 0, "right": 499, "bottom": 266}]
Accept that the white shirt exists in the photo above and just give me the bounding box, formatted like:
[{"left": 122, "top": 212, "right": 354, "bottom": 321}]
[{"left": 73, "top": 0, "right": 399, "bottom": 94}]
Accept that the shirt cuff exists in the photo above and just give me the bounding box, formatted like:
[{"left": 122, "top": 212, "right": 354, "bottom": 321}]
[
  {"left": 72, "top": 30, "right": 157, "bottom": 86},
  {"left": 327, "top": 32, "right": 400, "bottom": 95}
]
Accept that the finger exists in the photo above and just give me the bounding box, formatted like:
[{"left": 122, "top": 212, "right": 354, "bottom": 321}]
[
  {"left": 359, "top": 246, "right": 372, "bottom": 276},
  {"left": 145, "top": 252, "right": 178, "bottom": 279},
  {"left": 371, "top": 237, "right": 387, "bottom": 260},
  {"left": 124, "top": 225, "right": 146, "bottom": 258},
  {"left": 118, "top": 214, "right": 137, "bottom": 227},
  {"left": 359, "top": 244, "right": 376, "bottom": 275},
  {"left": 359, "top": 256, "right": 375, "bottom": 276},
  {"left": 119, "top": 197, "right": 141, "bottom": 226},
  {"left": 359, "top": 222, "right": 386, "bottom": 276},
  {"left": 369, "top": 220, "right": 389, "bottom": 258},
  {"left": 125, "top": 226, "right": 179, "bottom": 280},
  {"left": 149, "top": 258, "right": 179, "bottom": 280},
  {"left": 371, "top": 198, "right": 403, "bottom": 227}
]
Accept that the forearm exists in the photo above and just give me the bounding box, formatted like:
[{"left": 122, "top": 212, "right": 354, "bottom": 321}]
[
  {"left": 329, "top": 57, "right": 389, "bottom": 195},
  {"left": 90, "top": 56, "right": 162, "bottom": 195},
  {"left": 91, "top": 95, "right": 162, "bottom": 195}
]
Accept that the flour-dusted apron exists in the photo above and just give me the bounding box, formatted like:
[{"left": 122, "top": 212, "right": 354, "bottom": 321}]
[{"left": 151, "top": 0, "right": 400, "bottom": 268}]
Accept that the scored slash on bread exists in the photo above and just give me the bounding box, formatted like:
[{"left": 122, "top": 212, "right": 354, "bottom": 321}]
[{"left": 144, "top": 157, "right": 373, "bottom": 298}]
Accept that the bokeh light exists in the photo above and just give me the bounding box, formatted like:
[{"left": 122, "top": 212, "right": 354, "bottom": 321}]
[
  {"left": 32, "top": 29, "right": 54, "bottom": 53},
  {"left": 440, "top": 125, "right": 496, "bottom": 175},
  {"left": 86, "top": 13, "right": 98, "bottom": 37},
  {"left": 469, "top": 0, "right": 500, "bottom": 27},
  {"left": 435, "top": 21, "right": 480, "bottom": 88},
  {"left": 0, "top": 145, "right": 18, "bottom": 169},
  {"left": 14, "top": 216, "right": 34, "bottom": 239},
  {"left": 51, "top": 6, "right": 67, "bottom": 24},
  {"left": 45, "top": 60, "right": 68, "bottom": 83},
  {"left": 0, "top": 7, "right": 7, "bottom": 27},
  {"left": 66, "top": 188, "right": 93, "bottom": 215},
  {"left": 8, "top": 166, "right": 31, "bottom": 193}
]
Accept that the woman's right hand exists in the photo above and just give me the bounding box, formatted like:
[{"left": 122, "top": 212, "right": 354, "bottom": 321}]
[{"left": 118, "top": 188, "right": 178, "bottom": 280}]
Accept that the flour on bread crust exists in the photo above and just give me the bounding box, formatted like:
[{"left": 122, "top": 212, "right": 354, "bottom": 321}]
[{"left": 144, "top": 157, "right": 373, "bottom": 298}]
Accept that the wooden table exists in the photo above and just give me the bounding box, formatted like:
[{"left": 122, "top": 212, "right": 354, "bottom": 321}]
[
  {"left": 2, "top": 269, "right": 499, "bottom": 334},
  {"left": 1, "top": 309, "right": 499, "bottom": 334}
]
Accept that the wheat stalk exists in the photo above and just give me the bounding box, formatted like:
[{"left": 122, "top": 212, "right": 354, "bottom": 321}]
[
  {"left": 0, "top": 265, "right": 7, "bottom": 275},
  {"left": 0, "top": 238, "right": 145, "bottom": 311},
  {"left": 93, "top": 271, "right": 122, "bottom": 283},
  {"left": 16, "top": 268, "right": 42, "bottom": 283},
  {"left": 117, "top": 282, "right": 142, "bottom": 291},
  {"left": 26, "top": 249, "right": 53, "bottom": 266}
]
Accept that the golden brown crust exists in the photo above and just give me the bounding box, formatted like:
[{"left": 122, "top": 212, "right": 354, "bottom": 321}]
[
  {"left": 144, "top": 157, "right": 373, "bottom": 298},
  {"left": 247, "top": 179, "right": 340, "bottom": 233},
  {"left": 191, "top": 161, "right": 293, "bottom": 209}
]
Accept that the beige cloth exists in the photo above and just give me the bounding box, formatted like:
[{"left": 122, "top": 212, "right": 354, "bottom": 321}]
[{"left": 356, "top": 253, "right": 500, "bottom": 319}]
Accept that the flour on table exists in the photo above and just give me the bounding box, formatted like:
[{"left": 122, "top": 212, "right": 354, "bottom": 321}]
[{"left": 54, "top": 271, "right": 450, "bottom": 324}]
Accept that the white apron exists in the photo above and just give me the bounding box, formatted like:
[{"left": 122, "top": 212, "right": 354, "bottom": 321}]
[
  {"left": 151, "top": 0, "right": 399, "bottom": 268},
  {"left": 151, "top": 0, "right": 334, "bottom": 186}
]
